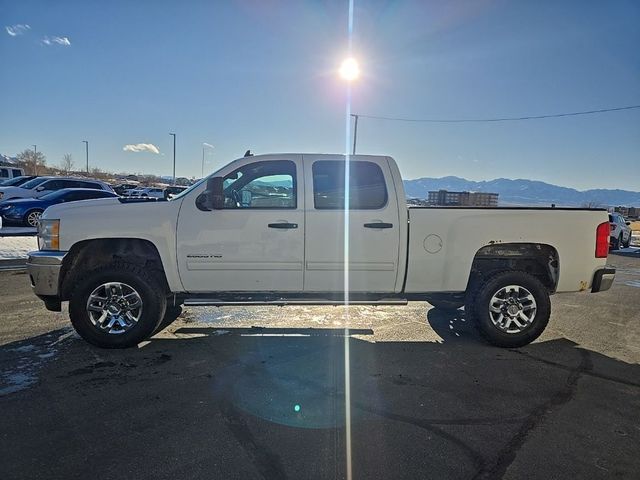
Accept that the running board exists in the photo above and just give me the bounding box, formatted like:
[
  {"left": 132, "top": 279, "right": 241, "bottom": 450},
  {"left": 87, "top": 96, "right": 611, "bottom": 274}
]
[{"left": 183, "top": 298, "right": 408, "bottom": 307}]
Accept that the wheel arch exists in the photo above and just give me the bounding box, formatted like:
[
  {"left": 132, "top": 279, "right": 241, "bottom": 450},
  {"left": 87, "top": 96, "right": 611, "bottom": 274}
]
[
  {"left": 59, "top": 238, "right": 170, "bottom": 300},
  {"left": 467, "top": 243, "right": 559, "bottom": 294}
]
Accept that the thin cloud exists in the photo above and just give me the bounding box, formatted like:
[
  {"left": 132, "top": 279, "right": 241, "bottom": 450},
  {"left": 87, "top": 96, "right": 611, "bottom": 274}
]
[
  {"left": 123, "top": 143, "right": 160, "bottom": 154},
  {"left": 41, "top": 36, "right": 71, "bottom": 46},
  {"left": 5, "top": 24, "right": 30, "bottom": 36}
]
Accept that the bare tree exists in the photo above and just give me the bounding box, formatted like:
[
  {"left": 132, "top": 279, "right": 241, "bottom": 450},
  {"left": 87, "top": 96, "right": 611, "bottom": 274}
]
[
  {"left": 60, "top": 153, "right": 74, "bottom": 173},
  {"left": 16, "top": 149, "right": 47, "bottom": 175},
  {"left": 581, "top": 201, "right": 605, "bottom": 209}
]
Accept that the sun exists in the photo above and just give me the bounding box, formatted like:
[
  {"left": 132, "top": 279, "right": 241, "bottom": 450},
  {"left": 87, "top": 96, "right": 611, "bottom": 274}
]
[{"left": 339, "top": 57, "right": 360, "bottom": 81}]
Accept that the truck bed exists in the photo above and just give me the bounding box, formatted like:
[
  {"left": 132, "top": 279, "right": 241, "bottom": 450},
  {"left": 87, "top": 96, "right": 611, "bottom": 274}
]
[{"left": 404, "top": 207, "right": 609, "bottom": 293}]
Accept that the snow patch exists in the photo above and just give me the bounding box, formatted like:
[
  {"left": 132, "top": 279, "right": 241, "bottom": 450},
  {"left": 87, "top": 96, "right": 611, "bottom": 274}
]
[
  {"left": 0, "top": 236, "right": 38, "bottom": 259},
  {"left": 0, "top": 329, "right": 74, "bottom": 396}
]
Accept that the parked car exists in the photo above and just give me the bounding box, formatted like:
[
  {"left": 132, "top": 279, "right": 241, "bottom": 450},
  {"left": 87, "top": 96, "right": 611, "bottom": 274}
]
[
  {"left": 0, "top": 175, "right": 37, "bottom": 187},
  {"left": 129, "top": 187, "right": 165, "bottom": 199},
  {"left": 0, "top": 188, "right": 118, "bottom": 227},
  {"left": 27, "top": 153, "right": 614, "bottom": 350},
  {"left": 0, "top": 166, "right": 25, "bottom": 181},
  {"left": 609, "top": 213, "right": 632, "bottom": 249},
  {"left": 0, "top": 176, "right": 113, "bottom": 202},
  {"left": 163, "top": 185, "right": 188, "bottom": 199},
  {"left": 112, "top": 183, "right": 140, "bottom": 196},
  {"left": 121, "top": 187, "right": 140, "bottom": 196}
]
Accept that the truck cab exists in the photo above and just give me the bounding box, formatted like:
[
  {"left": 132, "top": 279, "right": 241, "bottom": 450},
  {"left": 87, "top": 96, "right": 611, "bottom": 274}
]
[{"left": 177, "top": 154, "right": 405, "bottom": 293}]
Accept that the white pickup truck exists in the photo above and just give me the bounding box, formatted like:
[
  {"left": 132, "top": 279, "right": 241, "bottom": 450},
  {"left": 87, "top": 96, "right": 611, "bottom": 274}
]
[{"left": 27, "top": 153, "right": 615, "bottom": 349}]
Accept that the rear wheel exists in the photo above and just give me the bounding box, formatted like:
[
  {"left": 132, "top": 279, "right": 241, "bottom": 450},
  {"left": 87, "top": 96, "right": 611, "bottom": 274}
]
[
  {"left": 612, "top": 234, "right": 623, "bottom": 250},
  {"left": 24, "top": 209, "right": 43, "bottom": 227},
  {"left": 466, "top": 271, "right": 551, "bottom": 348},
  {"left": 623, "top": 234, "right": 631, "bottom": 248},
  {"left": 69, "top": 262, "right": 167, "bottom": 348}
]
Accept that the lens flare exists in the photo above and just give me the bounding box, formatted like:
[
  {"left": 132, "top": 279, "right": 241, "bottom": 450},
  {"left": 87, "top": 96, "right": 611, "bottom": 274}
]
[{"left": 339, "top": 58, "right": 360, "bottom": 81}]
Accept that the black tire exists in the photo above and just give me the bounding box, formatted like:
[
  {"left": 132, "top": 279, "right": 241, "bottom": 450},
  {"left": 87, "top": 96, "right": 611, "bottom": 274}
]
[
  {"left": 623, "top": 234, "right": 631, "bottom": 249},
  {"left": 612, "top": 234, "right": 623, "bottom": 250},
  {"left": 68, "top": 262, "right": 167, "bottom": 348},
  {"left": 154, "top": 304, "right": 183, "bottom": 334},
  {"left": 466, "top": 271, "right": 551, "bottom": 348},
  {"left": 425, "top": 295, "right": 464, "bottom": 311},
  {"left": 23, "top": 209, "right": 44, "bottom": 227}
]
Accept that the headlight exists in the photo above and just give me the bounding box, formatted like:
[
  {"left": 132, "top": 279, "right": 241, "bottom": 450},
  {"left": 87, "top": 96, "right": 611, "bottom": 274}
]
[{"left": 38, "top": 219, "right": 60, "bottom": 251}]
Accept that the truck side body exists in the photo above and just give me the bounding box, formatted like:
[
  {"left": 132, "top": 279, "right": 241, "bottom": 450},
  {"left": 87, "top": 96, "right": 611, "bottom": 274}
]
[{"left": 26, "top": 153, "right": 615, "bottom": 348}]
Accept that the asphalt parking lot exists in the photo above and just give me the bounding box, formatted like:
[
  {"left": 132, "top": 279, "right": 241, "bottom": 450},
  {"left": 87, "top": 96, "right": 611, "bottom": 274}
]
[{"left": 1, "top": 253, "right": 639, "bottom": 479}]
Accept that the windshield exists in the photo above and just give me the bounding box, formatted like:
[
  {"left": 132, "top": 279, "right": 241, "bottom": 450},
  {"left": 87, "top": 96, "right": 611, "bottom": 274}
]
[
  {"left": 1, "top": 177, "right": 28, "bottom": 186},
  {"left": 18, "top": 177, "right": 49, "bottom": 189}
]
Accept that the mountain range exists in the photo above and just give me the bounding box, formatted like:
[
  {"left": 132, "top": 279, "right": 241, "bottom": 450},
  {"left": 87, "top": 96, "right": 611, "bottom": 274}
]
[{"left": 403, "top": 176, "right": 640, "bottom": 207}]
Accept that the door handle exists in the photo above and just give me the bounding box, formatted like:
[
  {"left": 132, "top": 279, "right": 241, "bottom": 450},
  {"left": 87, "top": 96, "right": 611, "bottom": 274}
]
[
  {"left": 364, "top": 222, "right": 393, "bottom": 229},
  {"left": 268, "top": 222, "right": 298, "bottom": 229}
]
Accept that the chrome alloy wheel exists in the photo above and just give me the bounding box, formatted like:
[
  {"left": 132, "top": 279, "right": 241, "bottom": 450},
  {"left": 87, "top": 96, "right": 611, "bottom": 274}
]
[
  {"left": 488, "top": 285, "right": 537, "bottom": 334},
  {"left": 26, "top": 210, "right": 42, "bottom": 227},
  {"left": 86, "top": 282, "right": 143, "bottom": 335}
]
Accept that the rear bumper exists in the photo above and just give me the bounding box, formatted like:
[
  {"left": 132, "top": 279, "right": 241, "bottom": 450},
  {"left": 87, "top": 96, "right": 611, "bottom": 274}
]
[
  {"left": 591, "top": 267, "right": 616, "bottom": 293},
  {"left": 26, "top": 250, "right": 67, "bottom": 297}
]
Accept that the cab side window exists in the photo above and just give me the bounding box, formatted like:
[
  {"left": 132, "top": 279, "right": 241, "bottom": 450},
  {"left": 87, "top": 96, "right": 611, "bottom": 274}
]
[
  {"left": 312, "top": 160, "right": 388, "bottom": 210},
  {"left": 222, "top": 160, "right": 296, "bottom": 209}
]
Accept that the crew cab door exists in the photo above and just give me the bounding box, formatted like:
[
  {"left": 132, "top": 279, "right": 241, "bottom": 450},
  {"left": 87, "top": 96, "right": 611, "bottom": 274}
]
[
  {"left": 176, "top": 155, "right": 304, "bottom": 292},
  {"left": 303, "top": 156, "right": 401, "bottom": 292}
]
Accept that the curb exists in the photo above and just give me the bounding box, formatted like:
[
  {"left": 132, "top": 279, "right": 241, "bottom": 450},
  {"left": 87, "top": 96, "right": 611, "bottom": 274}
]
[
  {"left": 0, "top": 258, "right": 27, "bottom": 272},
  {"left": 0, "top": 232, "right": 37, "bottom": 238}
]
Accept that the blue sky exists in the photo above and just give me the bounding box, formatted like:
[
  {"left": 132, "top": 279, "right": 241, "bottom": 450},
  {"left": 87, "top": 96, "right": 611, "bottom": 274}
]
[{"left": 1, "top": 0, "right": 638, "bottom": 190}]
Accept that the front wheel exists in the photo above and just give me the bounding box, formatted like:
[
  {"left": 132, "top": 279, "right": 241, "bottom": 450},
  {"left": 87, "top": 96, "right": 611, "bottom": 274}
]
[
  {"left": 466, "top": 271, "right": 551, "bottom": 348},
  {"left": 24, "top": 209, "right": 43, "bottom": 227},
  {"left": 69, "top": 262, "right": 167, "bottom": 348}
]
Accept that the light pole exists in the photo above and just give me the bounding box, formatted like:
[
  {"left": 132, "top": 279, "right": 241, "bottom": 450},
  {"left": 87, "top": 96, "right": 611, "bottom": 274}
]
[
  {"left": 32, "top": 144, "right": 37, "bottom": 175},
  {"left": 82, "top": 140, "right": 89, "bottom": 173},
  {"left": 351, "top": 114, "right": 359, "bottom": 155},
  {"left": 202, "top": 143, "right": 214, "bottom": 177},
  {"left": 169, "top": 133, "right": 176, "bottom": 185}
]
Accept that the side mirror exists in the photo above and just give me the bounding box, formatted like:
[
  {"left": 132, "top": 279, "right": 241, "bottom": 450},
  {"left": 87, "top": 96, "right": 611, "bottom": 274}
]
[
  {"left": 35, "top": 186, "right": 45, "bottom": 191},
  {"left": 626, "top": 221, "right": 631, "bottom": 226},
  {"left": 195, "top": 177, "right": 225, "bottom": 211}
]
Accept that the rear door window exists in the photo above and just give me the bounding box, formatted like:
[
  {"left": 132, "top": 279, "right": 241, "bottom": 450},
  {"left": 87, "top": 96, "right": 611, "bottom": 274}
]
[{"left": 312, "top": 160, "right": 388, "bottom": 210}]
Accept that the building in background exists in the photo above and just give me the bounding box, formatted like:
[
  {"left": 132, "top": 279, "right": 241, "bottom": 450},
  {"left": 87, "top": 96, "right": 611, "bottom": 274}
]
[
  {"left": 427, "top": 189, "right": 499, "bottom": 207},
  {"left": 614, "top": 206, "right": 639, "bottom": 219}
]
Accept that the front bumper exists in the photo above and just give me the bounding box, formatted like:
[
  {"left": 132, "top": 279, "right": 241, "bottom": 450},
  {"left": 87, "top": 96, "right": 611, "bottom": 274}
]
[
  {"left": 591, "top": 267, "right": 616, "bottom": 293},
  {"left": 26, "top": 250, "right": 67, "bottom": 297}
]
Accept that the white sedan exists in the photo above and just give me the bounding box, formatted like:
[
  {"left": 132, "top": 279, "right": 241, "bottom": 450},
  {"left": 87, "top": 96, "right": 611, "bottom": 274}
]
[
  {"left": 129, "top": 187, "right": 165, "bottom": 199},
  {"left": 609, "top": 213, "right": 632, "bottom": 249}
]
